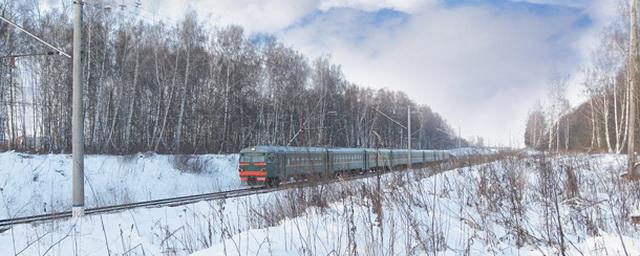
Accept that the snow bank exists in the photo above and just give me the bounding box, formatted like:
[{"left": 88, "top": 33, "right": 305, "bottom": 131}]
[
  {"left": 191, "top": 154, "right": 640, "bottom": 256},
  {"left": 0, "top": 151, "right": 240, "bottom": 219},
  {"left": 449, "top": 147, "right": 497, "bottom": 157},
  {"left": 2, "top": 154, "right": 640, "bottom": 256}
]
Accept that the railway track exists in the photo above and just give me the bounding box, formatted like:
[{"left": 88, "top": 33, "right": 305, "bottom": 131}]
[
  {"left": 0, "top": 155, "right": 497, "bottom": 231},
  {"left": 0, "top": 171, "right": 385, "bottom": 230},
  {"left": 0, "top": 187, "right": 276, "bottom": 231}
]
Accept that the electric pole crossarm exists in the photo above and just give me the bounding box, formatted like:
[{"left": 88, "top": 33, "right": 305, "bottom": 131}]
[
  {"left": 0, "top": 15, "right": 71, "bottom": 58},
  {"left": 1, "top": 52, "right": 58, "bottom": 59},
  {"left": 374, "top": 108, "right": 407, "bottom": 130}
]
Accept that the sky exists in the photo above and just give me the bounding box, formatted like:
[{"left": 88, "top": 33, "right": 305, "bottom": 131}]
[{"left": 41, "top": 0, "right": 621, "bottom": 147}]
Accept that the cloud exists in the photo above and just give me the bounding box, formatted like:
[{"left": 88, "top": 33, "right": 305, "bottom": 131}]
[
  {"left": 508, "top": 0, "right": 591, "bottom": 8},
  {"left": 144, "top": 0, "right": 435, "bottom": 33},
  {"left": 141, "top": 0, "right": 321, "bottom": 34},
  {"left": 318, "top": 0, "right": 437, "bottom": 13},
  {"left": 140, "top": 0, "right": 440, "bottom": 32},
  {"left": 278, "top": 3, "right": 591, "bottom": 146}
]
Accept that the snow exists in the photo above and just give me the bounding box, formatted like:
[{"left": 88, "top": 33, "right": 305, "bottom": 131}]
[
  {"left": 0, "top": 151, "right": 240, "bottom": 219},
  {"left": 448, "top": 147, "right": 497, "bottom": 157},
  {"left": 1, "top": 153, "right": 640, "bottom": 256},
  {"left": 192, "top": 154, "right": 640, "bottom": 256}
]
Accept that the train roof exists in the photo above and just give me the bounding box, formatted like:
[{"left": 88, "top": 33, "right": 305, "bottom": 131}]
[
  {"left": 240, "top": 146, "right": 327, "bottom": 153},
  {"left": 240, "top": 146, "right": 453, "bottom": 154}
]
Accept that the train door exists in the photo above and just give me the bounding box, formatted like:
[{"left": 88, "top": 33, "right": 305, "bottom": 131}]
[
  {"left": 279, "top": 153, "right": 287, "bottom": 179},
  {"left": 325, "top": 149, "right": 331, "bottom": 176}
]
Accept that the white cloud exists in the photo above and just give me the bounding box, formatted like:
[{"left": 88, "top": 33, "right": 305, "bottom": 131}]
[
  {"left": 319, "top": 0, "right": 437, "bottom": 13},
  {"left": 508, "top": 0, "right": 591, "bottom": 8},
  {"left": 139, "top": 0, "right": 439, "bottom": 32},
  {"left": 143, "top": 0, "right": 436, "bottom": 33},
  {"left": 141, "top": 0, "right": 321, "bottom": 34},
  {"left": 279, "top": 4, "right": 592, "bottom": 146}
]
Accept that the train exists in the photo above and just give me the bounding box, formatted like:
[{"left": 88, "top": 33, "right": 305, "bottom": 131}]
[{"left": 238, "top": 146, "right": 454, "bottom": 186}]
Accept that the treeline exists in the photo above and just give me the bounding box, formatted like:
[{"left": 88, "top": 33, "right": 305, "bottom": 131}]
[
  {"left": 524, "top": 2, "right": 638, "bottom": 153},
  {"left": 0, "top": 2, "right": 463, "bottom": 154}
]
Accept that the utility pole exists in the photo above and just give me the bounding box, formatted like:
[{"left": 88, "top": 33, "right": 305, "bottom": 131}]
[
  {"left": 373, "top": 107, "right": 412, "bottom": 169},
  {"left": 9, "top": 57, "right": 14, "bottom": 150},
  {"left": 629, "top": 0, "right": 638, "bottom": 179},
  {"left": 407, "top": 106, "right": 411, "bottom": 170},
  {"left": 0, "top": 6, "right": 77, "bottom": 213},
  {"left": 72, "top": 0, "right": 85, "bottom": 217}
]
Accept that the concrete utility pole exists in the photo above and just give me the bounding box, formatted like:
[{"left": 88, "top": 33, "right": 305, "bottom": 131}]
[
  {"left": 373, "top": 107, "right": 412, "bottom": 169},
  {"left": 629, "top": 0, "right": 638, "bottom": 179},
  {"left": 407, "top": 106, "right": 411, "bottom": 170},
  {"left": 72, "top": 0, "right": 85, "bottom": 217}
]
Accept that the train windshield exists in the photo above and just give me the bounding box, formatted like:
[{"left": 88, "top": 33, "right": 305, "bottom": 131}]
[{"left": 240, "top": 154, "right": 265, "bottom": 162}]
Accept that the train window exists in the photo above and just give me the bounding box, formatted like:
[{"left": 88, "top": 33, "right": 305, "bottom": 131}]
[{"left": 240, "top": 154, "right": 265, "bottom": 162}]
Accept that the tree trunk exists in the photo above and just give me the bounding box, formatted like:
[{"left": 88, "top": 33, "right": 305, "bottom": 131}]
[
  {"left": 604, "top": 94, "right": 613, "bottom": 152},
  {"left": 220, "top": 60, "right": 232, "bottom": 153},
  {"left": 154, "top": 49, "right": 180, "bottom": 152},
  {"left": 124, "top": 45, "right": 140, "bottom": 151},
  {"left": 175, "top": 48, "right": 191, "bottom": 152},
  {"left": 589, "top": 98, "right": 596, "bottom": 152}
]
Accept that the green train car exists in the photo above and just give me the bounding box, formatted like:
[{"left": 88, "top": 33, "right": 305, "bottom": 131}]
[{"left": 239, "top": 146, "right": 453, "bottom": 186}]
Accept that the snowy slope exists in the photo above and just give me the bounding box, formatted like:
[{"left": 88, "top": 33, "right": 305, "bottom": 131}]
[
  {"left": 0, "top": 152, "right": 240, "bottom": 219},
  {"left": 192, "top": 154, "right": 640, "bottom": 256},
  {"left": 1, "top": 154, "right": 639, "bottom": 256}
]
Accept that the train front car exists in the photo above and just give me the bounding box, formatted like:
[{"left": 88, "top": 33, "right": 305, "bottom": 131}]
[{"left": 239, "top": 147, "right": 274, "bottom": 186}]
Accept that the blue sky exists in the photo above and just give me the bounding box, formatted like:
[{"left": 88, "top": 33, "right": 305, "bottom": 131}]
[{"left": 42, "top": 0, "right": 620, "bottom": 146}]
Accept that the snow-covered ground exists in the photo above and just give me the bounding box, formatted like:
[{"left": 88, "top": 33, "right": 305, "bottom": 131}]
[
  {"left": 193, "top": 154, "right": 640, "bottom": 256},
  {"left": 448, "top": 147, "right": 498, "bottom": 157},
  {"left": 0, "top": 151, "right": 240, "bottom": 219},
  {"left": 1, "top": 153, "right": 640, "bottom": 255}
]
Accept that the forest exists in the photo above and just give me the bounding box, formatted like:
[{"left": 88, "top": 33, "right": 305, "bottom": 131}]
[
  {"left": 524, "top": 1, "right": 640, "bottom": 153},
  {"left": 0, "top": 2, "right": 463, "bottom": 154}
]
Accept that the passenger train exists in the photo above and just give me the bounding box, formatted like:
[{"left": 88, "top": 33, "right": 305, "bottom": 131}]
[{"left": 238, "top": 146, "right": 453, "bottom": 186}]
